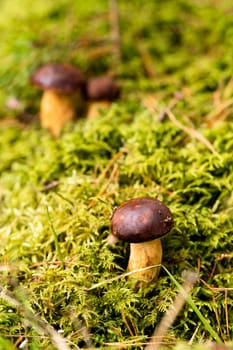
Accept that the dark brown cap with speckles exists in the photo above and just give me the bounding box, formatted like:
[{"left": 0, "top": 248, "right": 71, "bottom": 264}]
[
  {"left": 110, "top": 197, "right": 173, "bottom": 243},
  {"left": 31, "top": 63, "right": 85, "bottom": 93},
  {"left": 85, "top": 76, "right": 120, "bottom": 101}
]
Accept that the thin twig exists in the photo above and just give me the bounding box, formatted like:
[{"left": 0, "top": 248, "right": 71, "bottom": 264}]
[
  {"left": 201, "top": 278, "right": 233, "bottom": 292},
  {"left": 145, "top": 271, "right": 198, "bottom": 350},
  {"left": 109, "top": 0, "right": 121, "bottom": 65},
  {"left": 165, "top": 108, "right": 218, "bottom": 155}
]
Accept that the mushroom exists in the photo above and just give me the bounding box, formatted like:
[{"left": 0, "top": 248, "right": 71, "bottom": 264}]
[
  {"left": 31, "top": 63, "right": 85, "bottom": 136},
  {"left": 110, "top": 197, "right": 173, "bottom": 288},
  {"left": 84, "top": 75, "right": 120, "bottom": 119}
]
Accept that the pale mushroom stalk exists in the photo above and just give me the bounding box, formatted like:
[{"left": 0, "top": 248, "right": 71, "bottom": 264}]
[
  {"left": 128, "top": 239, "right": 162, "bottom": 285},
  {"left": 87, "top": 100, "right": 112, "bottom": 120},
  {"left": 40, "top": 90, "right": 78, "bottom": 137}
]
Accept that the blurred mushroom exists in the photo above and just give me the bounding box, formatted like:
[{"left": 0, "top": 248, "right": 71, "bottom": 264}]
[
  {"left": 110, "top": 197, "right": 173, "bottom": 288},
  {"left": 84, "top": 75, "right": 120, "bottom": 119},
  {"left": 31, "top": 63, "right": 85, "bottom": 136}
]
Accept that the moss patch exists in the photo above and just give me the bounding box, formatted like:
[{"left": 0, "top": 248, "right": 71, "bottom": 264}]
[{"left": 0, "top": 0, "right": 233, "bottom": 349}]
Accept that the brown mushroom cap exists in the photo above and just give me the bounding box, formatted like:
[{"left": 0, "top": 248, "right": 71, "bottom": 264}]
[
  {"left": 85, "top": 76, "right": 120, "bottom": 101},
  {"left": 110, "top": 197, "right": 173, "bottom": 243},
  {"left": 31, "top": 63, "right": 85, "bottom": 93}
]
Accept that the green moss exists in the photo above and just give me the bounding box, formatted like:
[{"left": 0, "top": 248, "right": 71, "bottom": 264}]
[{"left": 0, "top": 0, "right": 233, "bottom": 349}]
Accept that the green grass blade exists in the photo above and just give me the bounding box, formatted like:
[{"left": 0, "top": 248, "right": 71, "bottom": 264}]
[{"left": 46, "top": 206, "right": 65, "bottom": 269}]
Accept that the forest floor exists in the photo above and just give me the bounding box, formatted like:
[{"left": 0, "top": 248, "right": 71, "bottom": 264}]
[{"left": 0, "top": 0, "right": 232, "bottom": 349}]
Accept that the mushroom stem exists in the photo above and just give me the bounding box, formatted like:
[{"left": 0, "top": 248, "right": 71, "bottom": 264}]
[
  {"left": 87, "top": 100, "right": 110, "bottom": 119},
  {"left": 40, "top": 90, "right": 77, "bottom": 137},
  {"left": 127, "top": 238, "right": 162, "bottom": 288}
]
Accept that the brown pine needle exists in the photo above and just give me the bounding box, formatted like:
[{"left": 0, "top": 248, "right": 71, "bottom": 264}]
[
  {"left": 97, "top": 162, "right": 119, "bottom": 196},
  {"left": 200, "top": 278, "right": 233, "bottom": 292},
  {"left": 137, "top": 40, "right": 157, "bottom": 79},
  {"left": 225, "top": 290, "right": 230, "bottom": 339},
  {"left": 94, "top": 149, "right": 126, "bottom": 185},
  {"left": 165, "top": 108, "right": 218, "bottom": 155},
  {"left": 89, "top": 162, "right": 119, "bottom": 208},
  {"left": 206, "top": 97, "right": 233, "bottom": 121}
]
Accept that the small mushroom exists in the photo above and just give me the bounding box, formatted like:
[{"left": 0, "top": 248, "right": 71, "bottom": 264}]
[
  {"left": 110, "top": 197, "right": 173, "bottom": 288},
  {"left": 31, "top": 63, "right": 85, "bottom": 136},
  {"left": 84, "top": 75, "right": 120, "bottom": 119}
]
